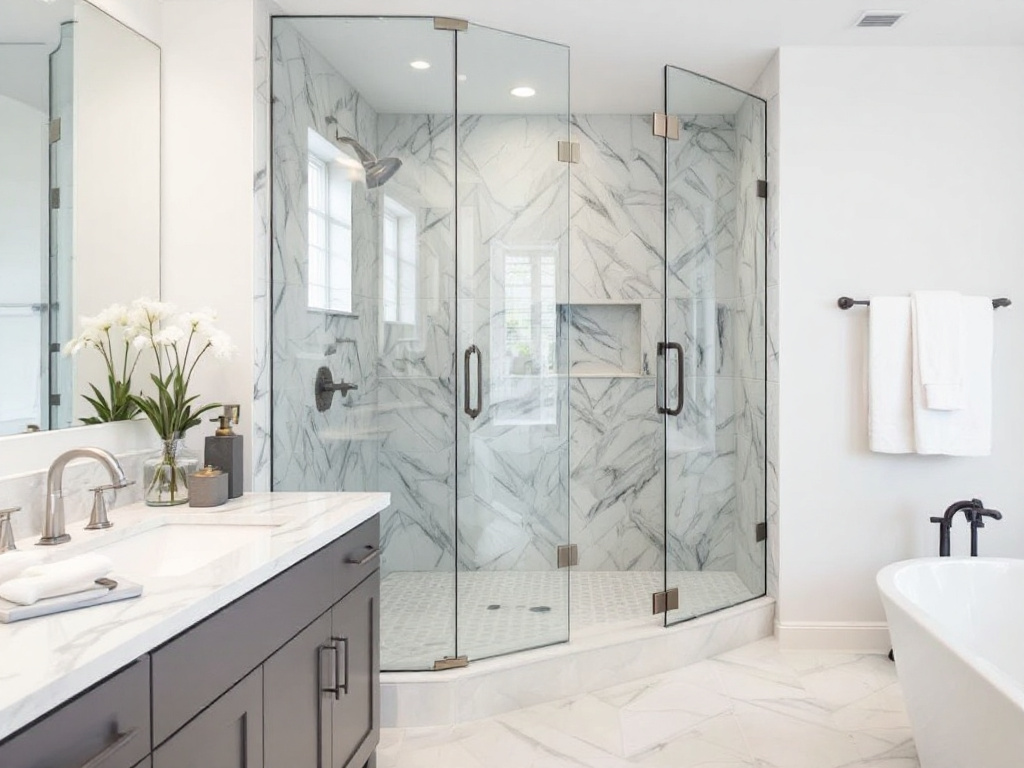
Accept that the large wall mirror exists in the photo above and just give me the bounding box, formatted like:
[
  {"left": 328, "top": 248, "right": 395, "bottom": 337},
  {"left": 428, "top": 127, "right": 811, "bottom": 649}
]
[{"left": 0, "top": 0, "right": 160, "bottom": 437}]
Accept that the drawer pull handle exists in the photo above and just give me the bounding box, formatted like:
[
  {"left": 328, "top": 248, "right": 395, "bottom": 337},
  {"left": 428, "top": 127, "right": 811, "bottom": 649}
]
[
  {"left": 345, "top": 546, "right": 379, "bottom": 566},
  {"left": 79, "top": 727, "right": 138, "bottom": 768}
]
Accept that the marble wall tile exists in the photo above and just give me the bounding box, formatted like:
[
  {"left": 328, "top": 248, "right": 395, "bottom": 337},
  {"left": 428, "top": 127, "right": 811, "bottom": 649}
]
[
  {"left": 569, "top": 115, "right": 664, "bottom": 302},
  {"left": 566, "top": 304, "right": 642, "bottom": 376}
]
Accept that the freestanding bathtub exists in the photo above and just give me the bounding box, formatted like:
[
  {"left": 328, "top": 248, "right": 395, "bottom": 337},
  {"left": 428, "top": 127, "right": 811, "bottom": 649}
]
[{"left": 877, "top": 558, "right": 1024, "bottom": 768}]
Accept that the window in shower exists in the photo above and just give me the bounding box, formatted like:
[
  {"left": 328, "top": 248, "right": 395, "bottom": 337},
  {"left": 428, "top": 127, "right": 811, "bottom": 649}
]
[
  {"left": 490, "top": 241, "right": 558, "bottom": 426},
  {"left": 382, "top": 195, "right": 417, "bottom": 326},
  {"left": 307, "top": 128, "right": 353, "bottom": 314}
]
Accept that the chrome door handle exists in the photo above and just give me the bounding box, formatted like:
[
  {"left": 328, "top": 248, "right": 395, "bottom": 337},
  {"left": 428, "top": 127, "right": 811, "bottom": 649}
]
[
  {"left": 657, "top": 342, "right": 684, "bottom": 416},
  {"left": 78, "top": 727, "right": 138, "bottom": 768},
  {"left": 319, "top": 643, "right": 338, "bottom": 699},
  {"left": 463, "top": 344, "right": 482, "bottom": 419},
  {"left": 345, "top": 546, "right": 379, "bottom": 566}
]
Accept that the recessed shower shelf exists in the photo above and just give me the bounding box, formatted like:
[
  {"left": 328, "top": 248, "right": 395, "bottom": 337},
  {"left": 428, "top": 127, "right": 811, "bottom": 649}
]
[{"left": 562, "top": 302, "right": 643, "bottom": 378}]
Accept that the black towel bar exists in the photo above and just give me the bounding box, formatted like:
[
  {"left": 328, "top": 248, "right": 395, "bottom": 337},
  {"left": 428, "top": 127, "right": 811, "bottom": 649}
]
[{"left": 837, "top": 296, "right": 1011, "bottom": 310}]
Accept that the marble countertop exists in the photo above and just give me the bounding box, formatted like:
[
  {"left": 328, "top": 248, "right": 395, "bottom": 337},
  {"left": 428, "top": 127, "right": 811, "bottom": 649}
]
[{"left": 0, "top": 491, "right": 390, "bottom": 742}]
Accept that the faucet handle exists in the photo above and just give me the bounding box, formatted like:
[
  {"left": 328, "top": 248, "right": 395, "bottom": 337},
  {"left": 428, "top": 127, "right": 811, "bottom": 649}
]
[
  {"left": 0, "top": 506, "right": 20, "bottom": 553},
  {"left": 85, "top": 488, "right": 113, "bottom": 531}
]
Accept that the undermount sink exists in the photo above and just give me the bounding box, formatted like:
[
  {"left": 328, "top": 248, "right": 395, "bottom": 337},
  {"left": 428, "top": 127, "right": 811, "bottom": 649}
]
[{"left": 93, "top": 524, "right": 274, "bottom": 579}]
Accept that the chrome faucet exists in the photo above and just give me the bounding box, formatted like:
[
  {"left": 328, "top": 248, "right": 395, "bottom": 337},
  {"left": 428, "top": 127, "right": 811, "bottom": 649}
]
[{"left": 38, "top": 448, "right": 128, "bottom": 546}]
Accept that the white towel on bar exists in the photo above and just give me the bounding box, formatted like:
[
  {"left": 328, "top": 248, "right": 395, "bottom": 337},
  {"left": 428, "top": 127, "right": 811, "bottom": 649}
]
[
  {"left": 0, "top": 553, "right": 113, "bottom": 606},
  {"left": 912, "top": 296, "right": 993, "bottom": 456},
  {"left": 912, "top": 291, "right": 966, "bottom": 410},
  {"left": 869, "top": 297, "right": 915, "bottom": 453}
]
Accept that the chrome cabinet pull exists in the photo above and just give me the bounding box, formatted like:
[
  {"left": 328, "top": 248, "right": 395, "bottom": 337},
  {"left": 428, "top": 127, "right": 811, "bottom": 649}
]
[
  {"left": 463, "top": 345, "right": 482, "bottom": 419},
  {"left": 656, "top": 342, "right": 684, "bottom": 416},
  {"left": 319, "top": 643, "right": 337, "bottom": 698},
  {"left": 345, "top": 546, "right": 379, "bottom": 566},
  {"left": 78, "top": 727, "right": 138, "bottom": 768}
]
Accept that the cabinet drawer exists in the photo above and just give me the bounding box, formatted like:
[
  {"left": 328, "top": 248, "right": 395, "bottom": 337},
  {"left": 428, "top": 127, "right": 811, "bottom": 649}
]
[
  {"left": 0, "top": 657, "right": 150, "bottom": 768},
  {"left": 151, "top": 517, "right": 380, "bottom": 746},
  {"left": 335, "top": 516, "right": 380, "bottom": 601}
]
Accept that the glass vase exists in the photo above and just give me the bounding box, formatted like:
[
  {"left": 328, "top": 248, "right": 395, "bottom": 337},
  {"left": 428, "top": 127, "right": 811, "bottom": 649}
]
[{"left": 143, "top": 436, "right": 199, "bottom": 506}]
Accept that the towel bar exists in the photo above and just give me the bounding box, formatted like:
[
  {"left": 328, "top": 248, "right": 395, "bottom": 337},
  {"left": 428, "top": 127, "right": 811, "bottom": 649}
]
[{"left": 838, "top": 296, "right": 1011, "bottom": 310}]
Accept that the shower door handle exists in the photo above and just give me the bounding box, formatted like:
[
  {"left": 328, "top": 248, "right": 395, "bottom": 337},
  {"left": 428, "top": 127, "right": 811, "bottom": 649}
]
[
  {"left": 463, "top": 344, "right": 482, "bottom": 419},
  {"left": 657, "top": 342, "right": 684, "bottom": 416}
]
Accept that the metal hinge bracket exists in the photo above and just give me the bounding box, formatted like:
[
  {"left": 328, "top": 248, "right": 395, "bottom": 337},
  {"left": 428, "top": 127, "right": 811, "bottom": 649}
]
[
  {"left": 653, "top": 113, "right": 680, "bottom": 140},
  {"left": 49, "top": 394, "right": 61, "bottom": 407},
  {"left": 50, "top": 188, "right": 61, "bottom": 209},
  {"left": 756, "top": 179, "right": 768, "bottom": 199},
  {"left": 434, "top": 17, "right": 468, "bottom": 31},
  {"left": 433, "top": 655, "right": 469, "bottom": 671},
  {"left": 49, "top": 118, "right": 61, "bottom": 143},
  {"left": 556, "top": 544, "right": 579, "bottom": 568},
  {"left": 756, "top": 522, "right": 767, "bottom": 542},
  {"left": 651, "top": 587, "right": 679, "bottom": 615},
  {"left": 557, "top": 141, "right": 580, "bottom": 164},
  {"left": 49, "top": 342, "right": 61, "bottom": 353}
]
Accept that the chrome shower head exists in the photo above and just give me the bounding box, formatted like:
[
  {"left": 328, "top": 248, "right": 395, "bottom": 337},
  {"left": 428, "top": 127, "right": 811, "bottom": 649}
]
[{"left": 335, "top": 135, "right": 402, "bottom": 188}]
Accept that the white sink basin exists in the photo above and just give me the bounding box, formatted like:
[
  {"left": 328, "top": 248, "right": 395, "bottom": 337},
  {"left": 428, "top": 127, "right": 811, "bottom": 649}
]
[{"left": 94, "top": 524, "right": 274, "bottom": 579}]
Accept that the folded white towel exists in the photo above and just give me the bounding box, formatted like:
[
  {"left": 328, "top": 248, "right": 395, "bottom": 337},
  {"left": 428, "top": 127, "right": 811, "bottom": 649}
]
[
  {"left": 912, "top": 296, "right": 993, "bottom": 456},
  {"left": 0, "top": 553, "right": 113, "bottom": 606},
  {"left": 912, "top": 291, "right": 966, "bottom": 410},
  {"left": 869, "top": 297, "right": 915, "bottom": 453},
  {"left": 0, "top": 551, "right": 44, "bottom": 586}
]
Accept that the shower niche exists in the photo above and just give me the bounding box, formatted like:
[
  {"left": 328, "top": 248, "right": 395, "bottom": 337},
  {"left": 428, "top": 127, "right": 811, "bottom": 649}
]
[{"left": 270, "top": 16, "right": 766, "bottom": 671}]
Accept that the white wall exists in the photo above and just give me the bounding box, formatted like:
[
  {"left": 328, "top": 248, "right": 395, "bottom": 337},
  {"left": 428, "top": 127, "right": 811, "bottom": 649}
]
[
  {"left": 161, "top": 0, "right": 257, "bottom": 487},
  {"left": 88, "top": 0, "right": 162, "bottom": 45},
  {"left": 776, "top": 46, "right": 1024, "bottom": 650}
]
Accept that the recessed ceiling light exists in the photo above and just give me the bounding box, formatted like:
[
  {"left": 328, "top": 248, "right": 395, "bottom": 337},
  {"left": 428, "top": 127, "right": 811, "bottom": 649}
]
[
  {"left": 410, "top": 60, "right": 431, "bottom": 70},
  {"left": 510, "top": 86, "right": 536, "bottom": 98},
  {"left": 855, "top": 10, "right": 905, "bottom": 27},
  {"left": 457, "top": 74, "right": 467, "bottom": 82}
]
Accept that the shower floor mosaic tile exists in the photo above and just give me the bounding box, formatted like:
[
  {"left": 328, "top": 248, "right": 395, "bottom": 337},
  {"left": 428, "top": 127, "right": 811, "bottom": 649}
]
[
  {"left": 381, "top": 570, "right": 760, "bottom": 669},
  {"left": 378, "top": 637, "right": 918, "bottom": 768}
]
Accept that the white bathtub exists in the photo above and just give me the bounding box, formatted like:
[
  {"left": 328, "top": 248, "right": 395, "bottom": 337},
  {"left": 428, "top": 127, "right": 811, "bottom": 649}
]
[{"left": 877, "top": 558, "right": 1024, "bottom": 768}]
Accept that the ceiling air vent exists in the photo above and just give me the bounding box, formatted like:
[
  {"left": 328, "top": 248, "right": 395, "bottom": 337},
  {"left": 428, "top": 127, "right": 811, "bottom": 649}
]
[{"left": 855, "top": 11, "right": 905, "bottom": 28}]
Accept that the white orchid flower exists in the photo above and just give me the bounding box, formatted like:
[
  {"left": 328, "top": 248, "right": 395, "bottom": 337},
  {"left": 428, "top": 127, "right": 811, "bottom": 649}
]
[{"left": 208, "top": 331, "right": 236, "bottom": 359}]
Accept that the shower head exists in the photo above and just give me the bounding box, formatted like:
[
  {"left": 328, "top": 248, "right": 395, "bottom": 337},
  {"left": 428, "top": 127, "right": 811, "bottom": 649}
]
[{"left": 335, "top": 135, "right": 402, "bottom": 188}]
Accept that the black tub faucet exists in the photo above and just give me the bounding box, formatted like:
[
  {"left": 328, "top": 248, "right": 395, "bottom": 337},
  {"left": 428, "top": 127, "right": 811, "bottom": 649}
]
[{"left": 930, "top": 498, "right": 1002, "bottom": 557}]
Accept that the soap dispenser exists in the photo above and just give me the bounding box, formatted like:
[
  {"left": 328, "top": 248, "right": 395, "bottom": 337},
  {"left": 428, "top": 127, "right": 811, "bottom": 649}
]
[{"left": 205, "top": 405, "right": 243, "bottom": 498}]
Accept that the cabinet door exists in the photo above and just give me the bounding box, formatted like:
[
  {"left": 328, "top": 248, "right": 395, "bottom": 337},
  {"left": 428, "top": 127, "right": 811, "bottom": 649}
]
[
  {"left": 264, "top": 612, "right": 333, "bottom": 768},
  {"left": 329, "top": 573, "right": 379, "bottom": 768},
  {"left": 153, "top": 668, "right": 263, "bottom": 768}
]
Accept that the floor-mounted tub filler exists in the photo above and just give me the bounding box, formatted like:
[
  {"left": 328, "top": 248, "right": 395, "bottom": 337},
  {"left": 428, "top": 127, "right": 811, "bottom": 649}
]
[{"left": 878, "top": 557, "right": 1024, "bottom": 768}]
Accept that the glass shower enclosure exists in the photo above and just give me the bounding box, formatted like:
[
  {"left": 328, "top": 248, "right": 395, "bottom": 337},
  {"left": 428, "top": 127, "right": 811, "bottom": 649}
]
[
  {"left": 270, "top": 16, "right": 571, "bottom": 670},
  {"left": 270, "top": 16, "right": 767, "bottom": 670}
]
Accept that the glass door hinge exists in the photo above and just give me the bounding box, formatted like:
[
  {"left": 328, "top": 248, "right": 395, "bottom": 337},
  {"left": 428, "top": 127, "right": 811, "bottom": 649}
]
[
  {"left": 653, "top": 113, "right": 680, "bottom": 140},
  {"left": 433, "top": 655, "right": 469, "bottom": 670},
  {"left": 49, "top": 118, "right": 61, "bottom": 143},
  {"left": 756, "top": 522, "right": 767, "bottom": 542},
  {"left": 756, "top": 179, "right": 768, "bottom": 199},
  {"left": 433, "top": 17, "right": 468, "bottom": 31},
  {"left": 557, "top": 141, "right": 580, "bottom": 164},
  {"left": 651, "top": 587, "right": 679, "bottom": 615},
  {"left": 556, "top": 544, "right": 579, "bottom": 568}
]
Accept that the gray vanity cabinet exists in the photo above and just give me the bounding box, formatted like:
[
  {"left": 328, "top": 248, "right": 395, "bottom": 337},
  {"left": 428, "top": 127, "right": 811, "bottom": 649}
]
[
  {"left": 329, "top": 575, "right": 379, "bottom": 768},
  {"left": 264, "top": 612, "right": 333, "bottom": 768},
  {"left": 152, "top": 668, "right": 264, "bottom": 768},
  {"left": 0, "top": 656, "right": 151, "bottom": 768}
]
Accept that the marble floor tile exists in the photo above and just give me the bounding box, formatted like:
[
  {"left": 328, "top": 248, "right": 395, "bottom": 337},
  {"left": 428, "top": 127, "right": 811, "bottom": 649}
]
[{"left": 378, "top": 638, "right": 919, "bottom": 768}]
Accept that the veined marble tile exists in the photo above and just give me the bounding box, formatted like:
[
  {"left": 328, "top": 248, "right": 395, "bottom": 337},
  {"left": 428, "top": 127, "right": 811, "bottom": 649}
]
[{"left": 567, "top": 303, "right": 642, "bottom": 377}]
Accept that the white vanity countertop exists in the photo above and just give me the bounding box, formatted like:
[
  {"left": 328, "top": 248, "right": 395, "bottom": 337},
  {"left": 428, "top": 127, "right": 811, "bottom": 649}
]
[{"left": 0, "top": 491, "right": 390, "bottom": 742}]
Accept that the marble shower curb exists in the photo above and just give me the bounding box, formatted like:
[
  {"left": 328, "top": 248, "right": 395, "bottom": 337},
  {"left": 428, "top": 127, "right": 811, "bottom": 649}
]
[{"left": 380, "top": 595, "right": 775, "bottom": 727}]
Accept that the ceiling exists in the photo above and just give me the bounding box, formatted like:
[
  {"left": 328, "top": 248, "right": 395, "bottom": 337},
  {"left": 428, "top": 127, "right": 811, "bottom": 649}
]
[
  {"left": 272, "top": 0, "right": 1024, "bottom": 113},
  {"left": 0, "top": 0, "right": 73, "bottom": 47}
]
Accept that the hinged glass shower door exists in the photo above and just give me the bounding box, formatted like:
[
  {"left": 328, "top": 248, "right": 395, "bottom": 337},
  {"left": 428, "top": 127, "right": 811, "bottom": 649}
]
[
  {"left": 270, "top": 16, "right": 571, "bottom": 670},
  {"left": 454, "top": 23, "right": 571, "bottom": 662},
  {"left": 661, "top": 66, "right": 768, "bottom": 626}
]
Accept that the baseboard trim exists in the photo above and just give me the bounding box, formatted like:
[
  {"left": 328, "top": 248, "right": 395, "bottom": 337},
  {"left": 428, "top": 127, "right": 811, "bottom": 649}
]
[{"left": 775, "top": 620, "right": 891, "bottom": 653}]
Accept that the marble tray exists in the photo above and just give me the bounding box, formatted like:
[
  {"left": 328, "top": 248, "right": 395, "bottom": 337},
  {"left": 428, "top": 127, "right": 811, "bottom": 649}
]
[{"left": 0, "top": 577, "right": 142, "bottom": 623}]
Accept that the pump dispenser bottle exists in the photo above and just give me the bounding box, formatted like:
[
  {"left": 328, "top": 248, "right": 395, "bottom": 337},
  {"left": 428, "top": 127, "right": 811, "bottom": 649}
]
[{"left": 205, "top": 405, "right": 243, "bottom": 498}]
